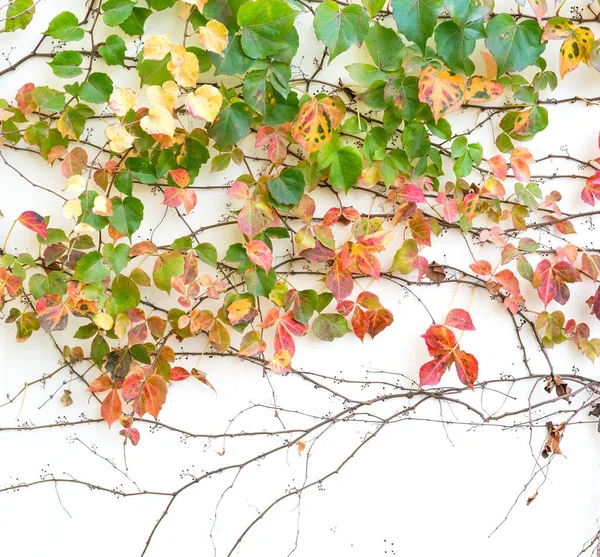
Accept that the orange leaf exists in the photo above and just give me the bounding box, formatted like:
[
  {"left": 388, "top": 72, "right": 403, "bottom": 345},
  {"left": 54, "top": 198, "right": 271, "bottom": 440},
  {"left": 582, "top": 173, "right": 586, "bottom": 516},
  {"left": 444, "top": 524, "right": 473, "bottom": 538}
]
[
  {"left": 418, "top": 65, "right": 466, "bottom": 122},
  {"left": 101, "top": 389, "right": 122, "bottom": 427},
  {"left": 292, "top": 96, "right": 346, "bottom": 153}
]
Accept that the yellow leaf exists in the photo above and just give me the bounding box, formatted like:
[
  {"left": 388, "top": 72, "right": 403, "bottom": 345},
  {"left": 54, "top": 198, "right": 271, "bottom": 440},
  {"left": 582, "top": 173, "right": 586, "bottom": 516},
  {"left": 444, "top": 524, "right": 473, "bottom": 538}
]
[
  {"left": 143, "top": 34, "right": 173, "bottom": 60},
  {"left": 147, "top": 80, "right": 179, "bottom": 112},
  {"left": 73, "top": 223, "right": 96, "bottom": 235},
  {"left": 167, "top": 44, "right": 200, "bottom": 88},
  {"left": 465, "top": 76, "right": 504, "bottom": 103},
  {"left": 292, "top": 96, "right": 346, "bottom": 153},
  {"left": 64, "top": 174, "right": 85, "bottom": 194},
  {"left": 560, "top": 27, "right": 594, "bottom": 78},
  {"left": 93, "top": 313, "right": 114, "bottom": 330},
  {"left": 105, "top": 123, "right": 136, "bottom": 153},
  {"left": 92, "top": 195, "right": 113, "bottom": 217},
  {"left": 480, "top": 50, "right": 497, "bottom": 79},
  {"left": 109, "top": 87, "right": 137, "bottom": 117},
  {"left": 140, "top": 105, "right": 176, "bottom": 137},
  {"left": 57, "top": 110, "right": 80, "bottom": 140},
  {"left": 418, "top": 65, "right": 466, "bottom": 122},
  {"left": 198, "top": 20, "right": 229, "bottom": 57},
  {"left": 62, "top": 199, "right": 82, "bottom": 220},
  {"left": 185, "top": 84, "right": 223, "bottom": 122}
]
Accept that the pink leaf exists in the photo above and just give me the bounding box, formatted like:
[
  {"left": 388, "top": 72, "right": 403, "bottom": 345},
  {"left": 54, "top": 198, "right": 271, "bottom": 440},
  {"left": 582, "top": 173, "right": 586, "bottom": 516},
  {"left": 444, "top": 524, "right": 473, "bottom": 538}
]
[
  {"left": 245, "top": 239, "right": 272, "bottom": 271},
  {"left": 445, "top": 309, "right": 475, "bottom": 331}
]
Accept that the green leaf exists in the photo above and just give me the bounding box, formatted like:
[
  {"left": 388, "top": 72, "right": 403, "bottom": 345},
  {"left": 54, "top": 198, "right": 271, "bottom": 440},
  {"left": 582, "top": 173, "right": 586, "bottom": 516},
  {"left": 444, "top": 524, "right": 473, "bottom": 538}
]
[
  {"left": 103, "top": 243, "right": 130, "bottom": 274},
  {"left": 515, "top": 182, "right": 542, "bottom": 211},
  {"left": 119, "top": 7, "right": 152, "bottom": 35},
  {"left": 146, "top": 0, "right": 177, "bottom": 10},
  {"left": 365, "top": 22, "right": 404, "bottom": 71},
  {"left": 153, "top": 251, "right": 184, "bottom": 293},
  {"left": 434, "top": 20, "right": 479, "bottom": 75},
  {"left": 6, "top": 0, "right": 35, "bottom": 32},
  {"left": 102, "top": 0, "right": 136, "bottom": 26},
  {"left": 79, "top": 73, "right": 114, "bottom": 104},
  {"left": 209, "top": 102, "right": 253, "bottom": 147},
  {"left": 445, "top": 0, "right": 493, "bottom": 26},
  {"left": 74, "top": 252, "right": 111, "bottom": 284},
  {"left": 346, "top": 63, "right": 386, "bottom": 86},
  {"left": 114, "top": 170, "right": 133, "bottom": 195},
  {"left": 313, "top": 313, "right": 351, "bottom": 341},
  {"left": 237, "top": 0, "right": 298, "bottom": 59},
  {"left": 111, "top": 275, "right": 140, "bottom": 313},
  {"left": 98, "top": 35, "right": 127, "bottom": 66},
  {"left": 108, "top": 196, "right": 144, "bottom": 238},
  {"left": 129, "top": 344, "right": 151, "bottom": 364},
  {"left": 245, "top": 266, "right": 276, "bottom": 296},
  {"left": 58, "top": 107, "right": 86, "bottom": 140},
  {"left": 314, "top": 1, "right": 369, "bottom": 61},
  {"left": 268, "top": 167, "right": 305, "bottom": 207},
  {"left": 31, "top": 87, "right": 66, "bottom": 112},
  {"left": 194, "top": 243, "right": 218, "bottom": 267},
  {"left": 403, "top": 122, "right": 430, "bottom": 159},
  {"left": 91, "top": 334, "right": 110, "bottom": 368},
  {"left": 362, "top": 0, "right": 385, "bottom": 17},
  {"left": 48, "top": 51, "right": 83, "bottom": 78},
  {"left": 391, "top": 0, "right": 443, "bottom": 52},
  {"left": 45, "top": 11, "right": 84, "bottom": 42},
  {"left": 29, "top": 272, "right": 68, "bottom": 299},
  {"left": 485, "top": 14, "right": 545, "bottom": 76},
  {"left": 210, "top": 35, "right": 254, "bottom": 76},
  {"left": 318, "top": 145, "right": 362, "bottom": 194},
  {"left": 125, "top": 158, "right": 156, "bottom": 184}
]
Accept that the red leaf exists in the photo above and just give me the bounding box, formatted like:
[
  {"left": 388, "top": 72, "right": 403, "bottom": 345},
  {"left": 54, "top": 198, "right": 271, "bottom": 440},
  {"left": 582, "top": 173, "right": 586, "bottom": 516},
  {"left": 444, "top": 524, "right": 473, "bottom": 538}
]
[
  {"left": 532, "top": 259, "right": 556, "bottom": 306},
  {"left": 582, "top": 171, "right": 600, "bottom": 206},
  {"left": 143, "top": 374, "right": 168, "bottom": 419},
  {"left": 326, "top": 259, "right": 353, "bottom": 301},
  {"left": 35, "top": 294, "right": 68, "bottom": 332},
  {"left": 245, "top": 239, "right": 273, "bottom": 271},
  {"left": 445, "top": 309, "right": 475, "bottom": 331},
  {"left": 16, "top": 83, "right": 36, "bottom": 114},
  {"left": 170, "top": 366, "right": 191, "bottom": 381},
  {"left": 421, "top": 324, "right": 457, "bottom": 356},
  {"left": 101, "top": 389, "right": 122, "bottom": 427},
  {"left": 18, "top": 211, "right": 47, "bottom": 239},
  {"left": 120, "top": 427, "right": 140, "bottom": 445},
  {"left": 419, "top": 353, "right": 453, "bottom": 387},
  {"left": 454, "top": 350, "right": 478, "bottom": 389}
]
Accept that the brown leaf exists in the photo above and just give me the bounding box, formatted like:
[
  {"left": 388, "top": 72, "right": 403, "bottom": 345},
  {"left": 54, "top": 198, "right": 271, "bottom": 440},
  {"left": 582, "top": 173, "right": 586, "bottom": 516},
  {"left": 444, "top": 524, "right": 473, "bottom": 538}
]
[
  {"left": 60, "top": 389, "right": 73, "bottom": 407},
  {"left": 541, "top": 421, "right": 566, "bottom": 458}
]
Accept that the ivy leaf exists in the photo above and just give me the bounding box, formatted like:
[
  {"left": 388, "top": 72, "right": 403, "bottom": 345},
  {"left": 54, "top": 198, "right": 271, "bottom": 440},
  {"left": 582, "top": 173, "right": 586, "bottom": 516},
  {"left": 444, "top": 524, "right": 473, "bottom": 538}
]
[
  {"left": 102, "top": 0, "right": 136, "bottom": 26},
  {"left": 391, "top": 0, "right": 443, "bottom": 52},
  {"left": 418, "top": 65, "right": 466, "bottom": 123},
  {"left": 361, "top": 0, "right": 385, "bottom": 17},
  {"left": 119, "top": 7, "right": 152, "bottom": 36},
  {"left": 108, "top": 196, "right": 144, "bottom": 239},
  {"left": 101, "top": 389, "right": 122, "bottom": 427},
  {"left": 485, "top": 14, "right": 545, "bottom": 76},
  {"left": 434, "top": 21, "right": 480, "bottom": 75},
  {"left": 153, "top": 251, "right": 184, "bottom": 293},
  {"left": 319, "top": 145, "right": 362, "bottom": 194},
  {"left": 209, "top": 102, "right": 252, "bottom": 147},
  {"left": 314, "top": 1, "right": 369, "bottom": 61},
  {"left": 79, "top": 73, "right": 114, "bottom": 104},
  {"left": 268, "top": 167, "right": 305, "bottom": 207},
  {"left": 292, "top": 96, "right": 346, "bottom": 153},
  {"left": 313, "top": 313, "right": 351, "bottom": 341},
  {"left": 18, "top": 211, "right": 47, "bottom": 239},
  {"left": 48, "top": 51, "right": 83, "bottom": 78},
  {"left": 45, "top": 11, "right": 84, "bottom": 42},
  {"left": 31, "top": 86, "right": 66, "bottom": 112},
  {"left": 365, "top": 22, "right": 404, "bottom": 72},
  {"left": 6, "top": 0, "right": 35, "bottom": 32},
  {"left": 103, "top": 243, "right": 130, "bottom": 274},
  {"left": 559, "top": 27, "right": 593, "bottom": 78},
  {"left": 194, "top": 243, "right": 218, "bottom": 267},
  {"left": 98, "top": 35, "right": 127, "bottom": 66},
  {"left": 237, "top": 0, "right": 298, "bottom": 59},
  {"left": 111, "top": 275, "right": 140, "bottom": 313},
  {"left": 57, "top": 107, "right": 86, "bottom": 140},
  {"left": 445, "top": 308, "right": 475, "bottom": 331},
  {"left": 445, "top": 0, "right": 493, "bottom": 26},
  {"left": 74, "top": 252, "right": 110, "bottom": 283}
]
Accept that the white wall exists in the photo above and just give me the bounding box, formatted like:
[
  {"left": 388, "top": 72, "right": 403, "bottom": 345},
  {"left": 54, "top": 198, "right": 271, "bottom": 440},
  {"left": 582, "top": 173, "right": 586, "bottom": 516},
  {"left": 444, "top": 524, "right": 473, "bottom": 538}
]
[{"left": 0, "top": 1, "right": 599, "bottom": 556}]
